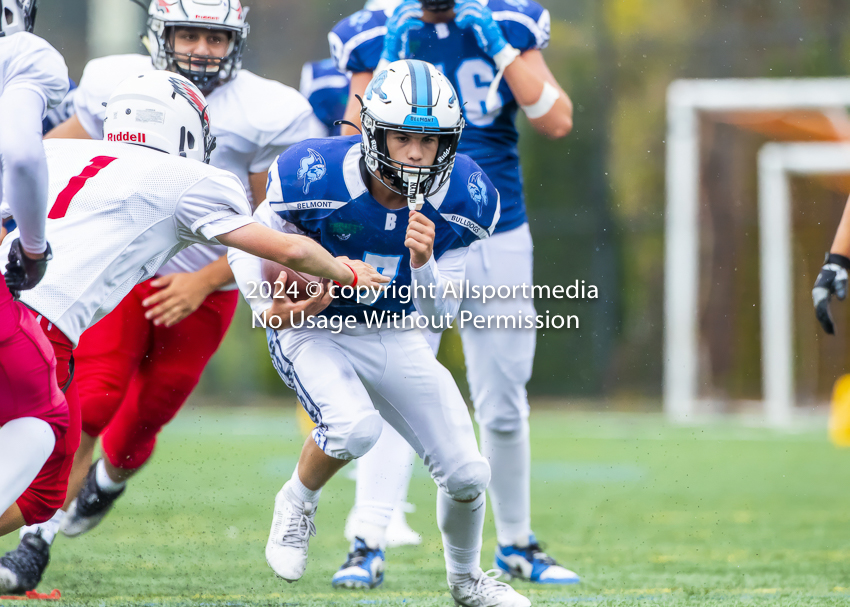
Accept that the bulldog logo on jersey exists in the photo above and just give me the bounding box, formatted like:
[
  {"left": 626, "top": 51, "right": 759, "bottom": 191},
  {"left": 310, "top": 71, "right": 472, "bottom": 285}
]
[
  {"left": 298, "top": 149, "right": 327, "bottom": 194},
  {"left": 366, "top": 70, "right": 390, "bottom": 103},
  {"left": 467, "top": 172, "right": 488, "bottom": 217}
]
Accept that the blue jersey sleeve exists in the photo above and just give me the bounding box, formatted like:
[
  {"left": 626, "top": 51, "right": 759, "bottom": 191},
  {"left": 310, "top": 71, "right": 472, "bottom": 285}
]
[
  {"left": 491, "top": 0, "right": 551, "bottom": 52},
  {"left": 328, "top": 9, "right": 387, "bottom": 74},
  {"left": 300, "top": 59, "right": 350, "bottom": 135},
  {"left": 437, "top": 155, "right": 501, "bottom": 249}
]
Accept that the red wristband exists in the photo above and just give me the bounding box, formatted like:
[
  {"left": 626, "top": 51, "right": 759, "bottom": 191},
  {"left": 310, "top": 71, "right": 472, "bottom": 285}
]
[{"left": 334, "top": 262, "right": 358, "bottom": 288}]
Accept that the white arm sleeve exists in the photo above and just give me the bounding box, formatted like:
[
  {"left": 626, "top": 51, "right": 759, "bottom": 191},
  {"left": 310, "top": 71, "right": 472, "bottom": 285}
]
[
  {"left": 0, "top": 87, "right": 48, "bottom": 255},
  {"left": 411, "top": 247, "right": 469, "bottom": 332},
  {"left": 227, "top": 200, "right": 304, "bottom": 315},
  {"left": 174, "top": 172, "right": 255, "bottom": 245}
]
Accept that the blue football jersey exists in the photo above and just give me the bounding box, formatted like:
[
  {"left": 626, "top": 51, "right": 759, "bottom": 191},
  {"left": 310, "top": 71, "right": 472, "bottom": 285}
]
[
  {"left": 300, "top": 59, "right": 350, "bottom": 137},
  {"left": 328, "top": 0, "right": 551, "bottom": 234},
  {"left": 267, "top": 136, "right": 500, "bottom": 321},
  {"left": 42, "top": 78, "right": 76, "bottom": 134}
]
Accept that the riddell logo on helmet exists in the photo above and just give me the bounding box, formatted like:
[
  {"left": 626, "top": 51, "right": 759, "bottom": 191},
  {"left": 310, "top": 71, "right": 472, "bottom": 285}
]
[
  {"left": 194, "top": 14, "right": 220, "bottom": 20},
  {"left": 107, "top": 132, "right": 147, "bottom": 143}
]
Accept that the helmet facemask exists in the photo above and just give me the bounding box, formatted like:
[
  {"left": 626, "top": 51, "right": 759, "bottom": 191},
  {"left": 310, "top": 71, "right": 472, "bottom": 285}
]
[
  {"left": 143, "top": 0, "right": 250, "bottom": 96},
  {"left": 361, "top": 106, "right": 463, "bottom": 201},
  {"left": 150, "top": 23, "right": 244, "bottom": 94}
]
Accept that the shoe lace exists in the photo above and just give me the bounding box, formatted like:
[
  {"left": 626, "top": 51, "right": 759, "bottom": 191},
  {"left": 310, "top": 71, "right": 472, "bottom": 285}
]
[
  {"left": 471, "top": 569, "right": 511, "bottom": 601},
  {"left": 526, "top": 541, "right": 557, "bottom": 566},
  {"left": 279, "top": 505, "right": 316, "bottom": 549}
]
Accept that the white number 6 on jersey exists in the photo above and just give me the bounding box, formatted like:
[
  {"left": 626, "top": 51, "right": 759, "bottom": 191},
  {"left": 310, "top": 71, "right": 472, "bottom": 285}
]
[{"left": 456, "top": 58, "right": 503, "bottom": 127}]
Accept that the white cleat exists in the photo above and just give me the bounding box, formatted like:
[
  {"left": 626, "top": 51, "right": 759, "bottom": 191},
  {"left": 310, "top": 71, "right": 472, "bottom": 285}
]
[
  {"left": 448, "top": 568, "right": 532, "bottom": 607},
  {"left": 385, "top": 504, "right": 422, "bottom": 548},
  {"left": 265, "top": 482, "right": 317, "bottom": 583}
]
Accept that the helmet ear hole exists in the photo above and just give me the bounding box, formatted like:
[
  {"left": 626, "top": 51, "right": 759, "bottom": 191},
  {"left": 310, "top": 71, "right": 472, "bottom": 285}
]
[
  {"left": 187, "top": 131, "right": 195, "bottom": 150},
  {"left": 4, "top": 8, "right": 13, "bottom": 25}
]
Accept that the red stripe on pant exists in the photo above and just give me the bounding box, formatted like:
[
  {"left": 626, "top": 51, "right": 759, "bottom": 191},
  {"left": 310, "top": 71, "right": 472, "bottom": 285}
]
[{"left": 75, "top": 277, "right": 238, "bottom": 470}]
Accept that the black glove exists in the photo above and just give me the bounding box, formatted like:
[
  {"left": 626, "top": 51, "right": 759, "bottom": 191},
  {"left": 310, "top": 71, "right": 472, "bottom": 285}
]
[
  {"left": 4, "top": 238, "right": 52, "bottom": 299},
  {"left": 812, "top": 252, "right": 850, "bottom": 334}
]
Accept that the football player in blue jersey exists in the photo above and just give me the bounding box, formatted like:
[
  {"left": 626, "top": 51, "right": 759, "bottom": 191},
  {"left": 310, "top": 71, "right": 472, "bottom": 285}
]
[
  {"left": 229, "top": 60, "right": 532, "bottom": 607},
  {"left": 327, "top": 0, "right": 578, "bottom": 587}
]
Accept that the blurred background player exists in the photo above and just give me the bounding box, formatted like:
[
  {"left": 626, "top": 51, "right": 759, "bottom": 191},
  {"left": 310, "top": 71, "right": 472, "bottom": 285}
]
[
  {"left": 229, "top": 59, "right": 532, "bottom": 607},
  {"left": 327, "top": 0, "right": 576, "bottom": 587},
  {"left": 0, "top": 71, "right": 383, "bottom": 592},
  {"left": 0, "top": 0, "right": 71, "bottom": 540},
  {"left": 300, "top": 58, "right": 349, "bottom": 137},
  {"left": 0, "top": 0, "right": 326, "bottom": 590}
]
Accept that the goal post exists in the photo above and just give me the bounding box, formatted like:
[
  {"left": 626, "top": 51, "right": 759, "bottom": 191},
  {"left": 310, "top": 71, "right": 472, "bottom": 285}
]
[
  {"left": 758, "top": 142, "right": 850, "bottom": 426},
  {"left": 665, "top": 78, "right": 850, "bottom": 425}
]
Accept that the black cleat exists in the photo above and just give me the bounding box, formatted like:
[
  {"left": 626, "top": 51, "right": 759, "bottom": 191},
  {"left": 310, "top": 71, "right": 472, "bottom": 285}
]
[
  {"left": 0, "top": 531, "right": 51, "bottom": 594},
  {"left": 60, "top": 460, "right": 125, "bottom": 538}
]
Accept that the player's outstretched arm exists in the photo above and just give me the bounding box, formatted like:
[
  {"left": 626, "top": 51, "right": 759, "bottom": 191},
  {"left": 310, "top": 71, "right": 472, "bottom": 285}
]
[
  {"left": 217, "top": 222, "right": 388, "bottom": 288},
  {"left": 813, "top": 194, "right": 850, "bottom": 334},
  {"left": 43, "top": 114, "right": 92, "bottom": 140}
]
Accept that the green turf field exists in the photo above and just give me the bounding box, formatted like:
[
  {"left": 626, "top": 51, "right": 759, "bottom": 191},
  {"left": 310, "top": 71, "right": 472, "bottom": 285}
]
[{"left": 3, "top": 407, "right": 850, "bottom": 606}]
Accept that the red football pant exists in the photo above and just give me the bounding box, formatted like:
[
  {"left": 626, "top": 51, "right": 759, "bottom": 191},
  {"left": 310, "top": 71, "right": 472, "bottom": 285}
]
[
  {"left": 0, "top": 276, "right": 78, "bottom": 524},
  {"left": 75, "top": 278, "right": 238, "bottom": 470}
]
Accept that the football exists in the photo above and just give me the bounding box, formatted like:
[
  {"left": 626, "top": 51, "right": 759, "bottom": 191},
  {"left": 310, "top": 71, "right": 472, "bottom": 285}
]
[{"left": 261, "top": 259, "right": 329, "bottom": 302}]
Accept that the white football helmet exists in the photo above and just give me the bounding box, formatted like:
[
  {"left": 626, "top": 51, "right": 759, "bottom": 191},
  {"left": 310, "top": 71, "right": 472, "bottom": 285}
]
[
  {"left": 361, "top": 59, "right": 464, "bottom": 199},
  {"left": 103, "top": 71, "right": 216, "bottom": 163},
  {"left": 144, "top": 0, "right": 249, "bottom": 94},
  {"left": 0, "top": 0, "right": 36, "bottom": 36}
]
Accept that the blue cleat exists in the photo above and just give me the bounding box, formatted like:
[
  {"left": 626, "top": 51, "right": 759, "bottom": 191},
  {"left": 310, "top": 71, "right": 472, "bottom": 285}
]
[
  {"left": 331, "top": 537, "right": 385, "bottom": 589},
  {"left": 494, "top": 535, "right": 580, "bottom": 585}
]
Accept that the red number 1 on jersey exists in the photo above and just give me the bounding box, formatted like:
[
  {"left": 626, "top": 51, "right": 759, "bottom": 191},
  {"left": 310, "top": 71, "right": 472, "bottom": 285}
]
[{"left": 49, "top": 156, "right": 118, "bottom": 219}]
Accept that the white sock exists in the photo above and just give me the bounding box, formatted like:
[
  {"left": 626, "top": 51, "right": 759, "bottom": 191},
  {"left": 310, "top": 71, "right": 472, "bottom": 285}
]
[
  {"left": 0, "top": 418, "right": 55, "bottom": 518},
  {"left": 349, "top": 420, "right": 414, "bottom": 549},
  {"left": 20, "top": 509, "right": 64, "bottom": 545},
  {"left": 95, "top": 458, "right": 125, "bottom": 493},
  {"left": 437, "top": 490, "right": 485, "bottom": 575},
  {"left": 480, "top": 422, "right": 532, "bottom": 547},
  {"left": 287, "top": 466, "right": 322, "bottom": 504}
]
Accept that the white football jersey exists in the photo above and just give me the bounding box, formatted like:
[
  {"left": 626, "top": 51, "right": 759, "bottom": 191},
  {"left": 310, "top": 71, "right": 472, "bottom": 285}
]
[
  {"left": 0, "top": 139, "right": 254, "bottom": 347},
  {"left": 73, "top": 54, "right": 324, "bottom": 285},
  {"left": 0, "top": 32, "right": 68, "bottom": 116}
]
